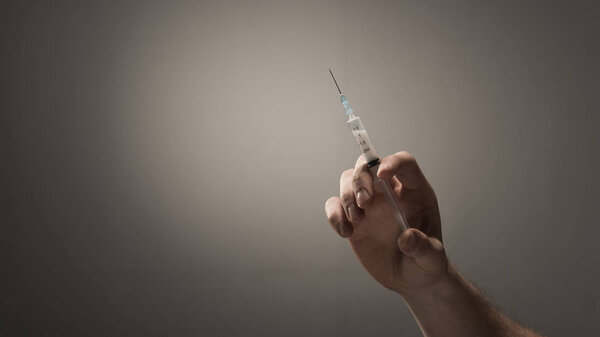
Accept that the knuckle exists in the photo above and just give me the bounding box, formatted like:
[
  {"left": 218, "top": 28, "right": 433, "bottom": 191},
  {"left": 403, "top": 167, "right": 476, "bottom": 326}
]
[
  {"left": 394, "top": 151, "right": 416, "bottom": 164},
  {"left": 351, "top": 174, "right": 363, "bottom": 187},
  {"left": 324, "top": 196, "right": 338, "bottom": 210},
  {"left": 340, "top": 168, "right": 354, "bottom": 183},
  {"left": 327, "top": 212, "right": 343, "bottom": 228},
  {"left": 352, "top": 174, "right": 369, "bottom": 192},
  {"left": 430, "top": 238, "right": 445, "bottom": 253},
  {"left": 355, "top": 160, "right": 368, "bottom": 172},
  {"left": 327, "top": 213, "right": 340, "bottom": 226},
  {"left": 324, "top": 197, "right": 340, "bottom": 222},
  {"left": 340, "top": 190, "right": 355, "bottom": 206}
]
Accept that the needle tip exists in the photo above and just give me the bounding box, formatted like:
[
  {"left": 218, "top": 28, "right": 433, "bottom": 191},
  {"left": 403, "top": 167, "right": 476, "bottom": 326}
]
[{"left": 329, "top": 68, "right": 342, "bottom": 95}]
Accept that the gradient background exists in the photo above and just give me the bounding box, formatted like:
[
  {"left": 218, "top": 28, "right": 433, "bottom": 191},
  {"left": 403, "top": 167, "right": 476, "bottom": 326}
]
[{"left": 2, "top": 0, "right": 599, "bottom": 336}]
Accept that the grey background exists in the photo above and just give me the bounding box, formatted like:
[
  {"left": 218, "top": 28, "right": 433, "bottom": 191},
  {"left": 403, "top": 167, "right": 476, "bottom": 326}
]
[{"left": 1, "top": 0, "right": 599, "bottom": 336}]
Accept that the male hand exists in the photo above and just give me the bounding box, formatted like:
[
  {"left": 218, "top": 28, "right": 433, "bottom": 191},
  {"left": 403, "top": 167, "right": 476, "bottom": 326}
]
[{"left": 325, "top": 152, "right": 448, "bottom": 294}]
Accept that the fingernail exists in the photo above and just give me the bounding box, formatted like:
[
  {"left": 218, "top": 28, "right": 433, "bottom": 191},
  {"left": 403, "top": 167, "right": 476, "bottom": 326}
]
[
  {"left": 347, "top": 204, "right": 360, "bottom": 221},
  {"left": 338, "top": 223, "right": 348, "bottom": 237},
  {"left": 356, "top": 189, "right": 370, "bottom": 208}
]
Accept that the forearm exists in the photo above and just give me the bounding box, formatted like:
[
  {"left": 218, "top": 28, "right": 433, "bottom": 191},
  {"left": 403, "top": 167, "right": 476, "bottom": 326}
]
[{"left": 401, "top": 264, "right": 543, "bottom": 337}]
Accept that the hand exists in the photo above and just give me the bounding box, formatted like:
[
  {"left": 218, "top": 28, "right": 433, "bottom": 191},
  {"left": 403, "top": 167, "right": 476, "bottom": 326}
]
[{"left": 325, "top": 152, "right": 449, "bottom": 295}]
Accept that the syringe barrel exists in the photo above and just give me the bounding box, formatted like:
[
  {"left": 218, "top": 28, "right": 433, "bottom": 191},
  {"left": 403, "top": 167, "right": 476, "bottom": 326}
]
[{"left": 347, "top": 116, "right": 379, "bottom": 165}]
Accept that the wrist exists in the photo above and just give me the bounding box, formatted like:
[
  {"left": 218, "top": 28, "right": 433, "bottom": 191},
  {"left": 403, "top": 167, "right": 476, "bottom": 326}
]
[{"left": 396, "top": 263, "right": 460, "bottom": 305}]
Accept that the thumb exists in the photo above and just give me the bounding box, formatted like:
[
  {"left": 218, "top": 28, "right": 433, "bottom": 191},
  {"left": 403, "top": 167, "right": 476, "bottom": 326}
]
[{"left": 398, "top": 228, "right": 446, "bottom": 272}]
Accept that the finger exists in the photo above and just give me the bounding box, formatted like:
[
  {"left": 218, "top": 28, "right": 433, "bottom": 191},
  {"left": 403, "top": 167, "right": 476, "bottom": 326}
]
[
  {"left": 376, "top": 151, "right": 428, "bottom": 190},
  {"left": 340, "top": 169, "right": 363, "bottom": 222},
  {"left": 397, "top": 228, "right": 446, "bottom": 272},
  {"left": 352, "top": 155, "right": 374, "bottom": 209},
  {"left": 386, "top": 175, "right": 403, "bottom": 191},
  {"left": 325, "top": 196, "right": 353, "bottom": 238}
]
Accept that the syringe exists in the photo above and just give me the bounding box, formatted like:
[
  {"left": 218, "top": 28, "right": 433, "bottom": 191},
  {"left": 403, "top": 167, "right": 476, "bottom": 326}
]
[{"left": 329, "top": 69, "right": 409, "bottom": 231}]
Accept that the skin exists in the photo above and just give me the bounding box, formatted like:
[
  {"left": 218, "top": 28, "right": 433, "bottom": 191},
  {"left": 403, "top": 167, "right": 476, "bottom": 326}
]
[{"left": 325, "top": 151, "right": 544, "bottom": 337}]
